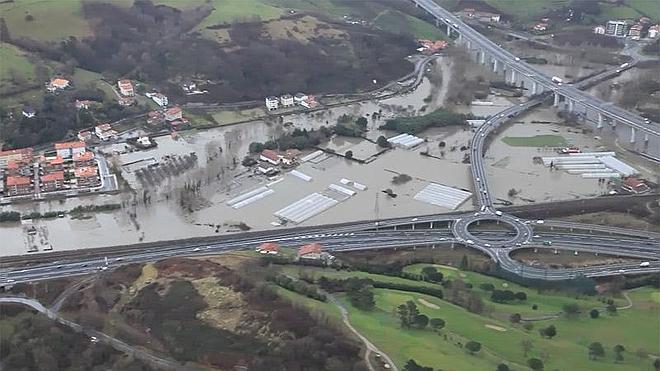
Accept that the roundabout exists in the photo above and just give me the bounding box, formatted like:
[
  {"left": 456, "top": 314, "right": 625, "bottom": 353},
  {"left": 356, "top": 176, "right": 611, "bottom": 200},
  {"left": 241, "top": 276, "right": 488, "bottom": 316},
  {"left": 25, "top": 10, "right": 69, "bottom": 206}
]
[{"left": 452, "top": 212, "right": 533, "bottom": 250}]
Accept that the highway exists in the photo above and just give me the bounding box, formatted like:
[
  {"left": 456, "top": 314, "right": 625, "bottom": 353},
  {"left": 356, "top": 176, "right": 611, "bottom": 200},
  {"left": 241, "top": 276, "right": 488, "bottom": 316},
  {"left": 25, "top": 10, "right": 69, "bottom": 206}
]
[{"left": 413, "top": 0, "right": 660, "bottom": 137}]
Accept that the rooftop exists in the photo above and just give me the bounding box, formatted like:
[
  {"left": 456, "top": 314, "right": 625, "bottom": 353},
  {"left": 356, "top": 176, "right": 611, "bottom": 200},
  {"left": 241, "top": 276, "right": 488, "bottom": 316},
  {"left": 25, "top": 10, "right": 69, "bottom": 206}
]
[
  {"left": 55, "top": 141, "right": 86, "bottom": 150},
  {"left": 74, "top": 166, "right": 98, "bottom": 178},
  {"left": 258, "top": 242, "right": 279, "bottom": 252},
  {"left": 261, "top": 149, "right": 280, "bottom": 162},
  {"left": 0, "top": 148, "right": 33, "bottom": 157},
  {"left": 73, "top": 151, "right": 95, "bottom": 162},
  {"left": 41, "top": 171, "right": 64, "bottom": 182},
  {"left": 299, "top": 243, "right": 322, "bottom": 256},
  {"left": 6, "top": 176, "right": 31, "bottom": 186}
]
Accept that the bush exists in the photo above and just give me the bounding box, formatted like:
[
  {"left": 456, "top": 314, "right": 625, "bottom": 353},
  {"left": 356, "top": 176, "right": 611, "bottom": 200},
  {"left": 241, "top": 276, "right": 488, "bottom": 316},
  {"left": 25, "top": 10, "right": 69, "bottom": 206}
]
[
  {"left": 380, "top": 108, "right": 468, "bottom": 134},
  {"left": 479, "top": 283, "right": 495, "bottom": 291},
  {"left": 0, "top": 211, "right": 21, "bottom": 222},
  {"left": 527, "top": 358, "right": 544, "bottom": 370},
  {"left": 589, "top": 309, "right": 599, "bottom": 319},
  {"left": 377, "top": 135, "right": 391, "bottom": 148},
  {"left": 465, "top": 341, "right": 481, "bottom": 354}
]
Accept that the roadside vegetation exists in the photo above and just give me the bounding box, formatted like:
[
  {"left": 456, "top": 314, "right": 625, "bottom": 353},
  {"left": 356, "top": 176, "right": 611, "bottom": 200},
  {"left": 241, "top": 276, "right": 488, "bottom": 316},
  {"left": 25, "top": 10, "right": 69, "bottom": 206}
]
[{"left": 381, "top": 108, "right": 468, "bottom": 134}]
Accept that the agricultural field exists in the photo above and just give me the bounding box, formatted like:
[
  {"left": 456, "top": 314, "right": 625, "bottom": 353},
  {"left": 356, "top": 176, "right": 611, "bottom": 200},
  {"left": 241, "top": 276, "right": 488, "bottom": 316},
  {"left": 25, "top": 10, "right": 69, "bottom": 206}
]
[
  {"left": 0, "top": 0, "right": 93, "bottom": 41},
  {"left": 484, "top": 0, "right": 570, "bottom": 22},
  {"left": 283, "top": 263, "right": 660, "bottom": 371},
  {"left": 374, "top": 10, "right": 447, "bottom": 39},
  {"left": 501, "top": 134, "right": 568, "bottom": 147},
  {"left": 0, "top": 43, "right": 37, "bottom": 93}
]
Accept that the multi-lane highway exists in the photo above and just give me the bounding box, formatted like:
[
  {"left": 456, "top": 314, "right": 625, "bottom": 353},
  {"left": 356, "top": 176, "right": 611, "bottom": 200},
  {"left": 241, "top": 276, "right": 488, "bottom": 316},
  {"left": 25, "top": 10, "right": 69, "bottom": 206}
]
[
  {"left": 413, "top": 0, "right": 660, "bottom": 138},
  {"left": 1, "top": 2, "right": 659, "bottom": 286}
]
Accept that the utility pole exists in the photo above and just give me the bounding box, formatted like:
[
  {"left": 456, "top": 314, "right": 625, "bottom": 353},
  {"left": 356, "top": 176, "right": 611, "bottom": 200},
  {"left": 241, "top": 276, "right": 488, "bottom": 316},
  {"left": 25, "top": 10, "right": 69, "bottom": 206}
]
[{"left": 375, "top": 192, "right": 380, "bottom": 232}]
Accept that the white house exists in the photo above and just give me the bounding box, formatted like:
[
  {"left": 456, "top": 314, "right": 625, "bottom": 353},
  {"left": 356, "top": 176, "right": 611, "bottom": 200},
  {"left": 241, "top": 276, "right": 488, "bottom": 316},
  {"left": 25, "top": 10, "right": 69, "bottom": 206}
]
[
  {"left": 593, "top": 25, "right": 606, "bottom": 35},
  {"left": 150, "top": 93, "right": 168, "bottom": 107},
  {"left": 117, "top": 80, "right": 134, "bottom": 96},
  {"left": 280, "top": 94, "right": 294, "bottom": 107},
  {"left": 260, "top": 149, "right": 281, "bottom": 165},
  {"left": 648, "top": 25, "right": 660, "bottom": 38},
  {"left": 265, "top": 96, "right": 279, "bottom": 110},
  {"left": 22, "top": 106, "right": 36, "bottom": 118},
  {"left": 294, "top": 93, "right": 308, "bottom": 105}
]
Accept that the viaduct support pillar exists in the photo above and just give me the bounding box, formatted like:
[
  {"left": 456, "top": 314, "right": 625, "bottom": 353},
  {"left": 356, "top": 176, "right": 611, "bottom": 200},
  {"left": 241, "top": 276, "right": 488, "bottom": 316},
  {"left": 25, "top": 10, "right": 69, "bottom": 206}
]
[
  {"left": 493, "top": 59, "right": 498, "bottom": 73},
  {"left": 597, "top": 113, "right": 603, "bottom": 129},
  {"left": 532, "top": 81, "right": 538, "bottom": 95},
  {"left": 568, "top": 99, "right": 574, "bottom": 113},
  {"left": 630, "top": 127, "right": 636, "bottom": 143},
  {"left": 510, "top": 69, "right": 516, "bottom": 85},
  {"left": 553, "top": 92, "right": 559, "bottom": 107},
  {"left": 447, "top": 23, "right": 451, "bottom": 36},
  {"left": 435, "top": 18, "right": 440, "bottom": 27},
  {"left": 644, "top": 133, "right": 649, "bottom": 142},
  {"left": 480, "top": 50, "right": 486, "bottom": 64}
]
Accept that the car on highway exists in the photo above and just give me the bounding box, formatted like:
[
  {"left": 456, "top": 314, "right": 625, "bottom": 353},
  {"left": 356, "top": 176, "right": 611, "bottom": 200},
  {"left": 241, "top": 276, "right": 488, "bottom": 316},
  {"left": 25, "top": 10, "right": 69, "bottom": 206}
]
[
  {"left": 495, "top": 211, "right": 503, "bottom": 216},
  {"left": 466, "top": 239, "right": 474, "bottom": 244},
  {"left": 536, "top": 220, "right": 544, "bottom": 224},
  {"left": 618, "top": 269, "right": 626, "bottom": 274},
  {"left": 193, "top": 247, "right": 201, "bottom": 252},
  {"left": 640, "top": 261, "right": 650, "bottom": 267},
  {"left": 411, "top": 218, "right": 419, "bottom": 222},
  {"left": 542, "top": 241, "right": 553, "bottom": 246}
]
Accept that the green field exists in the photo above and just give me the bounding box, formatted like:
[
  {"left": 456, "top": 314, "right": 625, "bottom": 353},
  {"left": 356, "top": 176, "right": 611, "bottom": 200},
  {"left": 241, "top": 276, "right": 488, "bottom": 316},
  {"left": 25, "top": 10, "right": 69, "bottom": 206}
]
[
  {"left": 625, "top": 0, "right": 660, "bottom": 21},
  {"left": 0, "top": 43, "right": 37, "bottom": 90},
  {"left": 195, "top": 0, "right": 284, "bottom": 29},
  {"left": 485, "top": 0, "right": 570, "bottom": 21},
  {"left": 282, "top": 264, "right": 659, "bottom": 370},
  {"left": 374, "top": 10, "right": 446, "bottom": 39},
  {"left": 0, "top": 0, "right": 94, "bottom": 41},
  {"left": 599, "top": 3, "right": 643, "bottom": 22},
  {"left": 502, "top": 134, "right": 568, "bottom": 147}
]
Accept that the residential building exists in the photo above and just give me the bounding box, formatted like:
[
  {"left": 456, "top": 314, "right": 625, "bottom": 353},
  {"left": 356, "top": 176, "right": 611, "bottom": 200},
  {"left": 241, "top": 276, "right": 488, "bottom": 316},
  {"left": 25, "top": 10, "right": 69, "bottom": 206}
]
[
  {"left": 5, "top": 176, "right": 33, "bottom": 196},
  {"left": 648, "top": 25, "right": 660, "bottom": 38},
  {"left": 182, "top": 81, "right": 197, "bottom": 93},
  {"left": 294, "top": 93, "right": 308, "bottom": 105},
  {"left": 95, "top": 124, "right": 117, "bottom": 141},
  {"left": 148, "top": 92, "right": 169, "bottom": 107},
  {"left": 299, "top": 95, "right": 317, "bottom": 109},
  {"left": 283, "top": 149, "right": 301, "bottom": 165},
  {"left": 147, "top": 110, "right": 165, "bottom": 125},
  {"left": 298, "top": 243, "right": 323, "bottom": 260},
  {"left": 22, "top": 106, "right": 36, "bottom": 118},
  {"left": 257, "top": 165, "right": 278, "bottom": 176},
  {"left": 75, "top": 100, "right": 93, "bottom": 110},
  {"left": 417, "top": 39, "right": 449, "bottom": 53},
  {"left": 532, "top": 22, "right": 549, "bottom": 32},
  {"left": 0, "top": 148, "right": 33, "bottom": 169},
  {"left": 41, "top": 156, "right": 64, "bottom": 172},
  {"left": 77, "top": 131, "right": 93, "bottom": 142},
  {"left": 476, "top": 11, "right": 500, "bottom": 23},
  {"left": 40, "top": 171, "right": 65, "bottom": 192},
  {"left": 638, "top": 16, "right": 652, "bottom": 25},
  {"left": 55, "top": 141, "right": 86, "bottom": 159},
  {"left": 622, "top": 177, "right": 650, "bottom": 194},
  {"left": 260, "top": 149, "right": 281, "bottom": 165},
  {"left": 280, "top": 94, "right": 294, "bottom": 107},
  {"left": 73, "top": 151, "right": 95, "bottom": 167},
  {"left": 164, "top": 106, "right": 183, "bottom": 121},
  {"left": 606, "top": 20, "right": 629, "bottom": 37},
  {"left": 118, "top": 96, "right": 135, "bottom": 106},
  {"left": 628, "top": 24, "right": 643, "bottom": 39},
  {"left": 265, "top": 96, "right": 279, "bottom": 110},
  {"left": 117, "top": 79, "right": 134, "bottom": 96},
  {"left": 593, "top": 25, "right": 606, "bottom": 35},
  {"left": 74, "top": 166, "right": 101, "bottom": 188},
  {"left": 6, "top": 161, "right": 32, "bottom": 177},
  {"left": 47, "top": 78, "right": 70, "bottom": 92},
  {"left": 256, "top": 242, "right": 280, "bottom": 255}
]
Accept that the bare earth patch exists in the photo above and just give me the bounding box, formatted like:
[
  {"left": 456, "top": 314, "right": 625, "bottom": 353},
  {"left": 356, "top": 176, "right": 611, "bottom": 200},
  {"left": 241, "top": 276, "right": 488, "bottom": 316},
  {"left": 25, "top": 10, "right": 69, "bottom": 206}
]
[
  {"left": 485, "top": 324, "right": 507, "bottom": 332},
  {"left": 192, "top": 277, "right": 247, "bottom": 332},
  {"left": 418, "top": 298, "right": 440, "bottom": 309}
]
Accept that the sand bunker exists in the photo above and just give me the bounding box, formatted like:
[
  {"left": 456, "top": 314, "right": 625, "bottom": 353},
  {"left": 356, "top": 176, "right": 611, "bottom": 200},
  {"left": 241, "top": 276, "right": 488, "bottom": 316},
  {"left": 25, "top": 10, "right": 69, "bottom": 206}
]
[
  {"left": 485, "top": 324, "right": 507, "bottom": 332},
  {"left": 418, "top": 298, "right": 440, "bottom": 309}
]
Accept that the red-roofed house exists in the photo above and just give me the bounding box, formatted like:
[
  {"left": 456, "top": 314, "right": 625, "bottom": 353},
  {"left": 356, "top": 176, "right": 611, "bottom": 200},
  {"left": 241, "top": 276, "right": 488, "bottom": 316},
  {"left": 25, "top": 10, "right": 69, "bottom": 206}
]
[
  {"left": 73, "top": 151, "right": 95, "bottom": 166},
  {"left": 55, "top": 141, "right": 86, "bottom": 158},
  {"left": 260, "top": 149, "right": 281, "bottom": 165},
  {"left": 42, "top": 156, "right": 64, "bottom": 172},
  {"left": 623, "top": 177, "right": 650, "bottom": 194},
  {"left": 256, "top": 242, "right": 280, "bottom": 255},
  {"left": 40, "top": 171, "right": 65, "bottom": 192},
  {"left": 164, "top": 106, "right": 183, "bottom": 121},
  {"left": 5, "top": 176, "right": 33, "bottom": 196},
  {"left": 77, "top": 131, "right": 93, "bottom": 142},
  {"left": 298, "top": 243, "right": 323, "bottom": 260},
  {"left": 47, "top": 78, "right": 70, "bottom": 92},
  {"left": 117, "top": 79, "right": 134, "bottom": 96},
  {"left": 0, "top": 148, "right": 33, "bottom": 169},
  {"left": 6, "top": 161, "right": 32, "bottom": 176},
  {"left": 74, "top": 166, "right": 100, "bottom": 188}
]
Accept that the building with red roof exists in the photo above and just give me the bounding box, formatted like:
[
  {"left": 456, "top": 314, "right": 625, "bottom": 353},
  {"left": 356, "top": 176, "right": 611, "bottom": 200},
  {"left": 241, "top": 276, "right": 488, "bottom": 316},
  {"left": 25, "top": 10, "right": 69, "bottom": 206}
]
[
  {"left": 74, "top": 166, "right": 100, "bottom": 188},
  {"left": 6, "top": 161, "right": 32, "bottom": 176},
  {"left": 42, "top": 156, "right": 64, "bottom": 172},
  {"left": 298, "top": 243, "right": 323, "bottom": 260},
  {"left": 117, "top": 79, "right": 134, "bottom": 97},
  {"left": 256, "top": 242, "right": 280, "bottom": 255},
  {"left": 55, "top": 141, "right": 86, "bottom": 159},
  {"left": 165, "top": 106, "right": 183, "bottom": 121},
  {"left": 622, "top": 177, "right": 649, "bottom": 194},
  {"left": 5, "top": 176, "right": 33, "bottom": 196},
  {"left": 0, "top": 148, "right": 33, "bottom": 169},
  {"left": 40, "top": 171, "right": 65, "bottom": 192},
  {"left": 73, "top": 151, "right": 95, "bottom": 166},
  {"left": 260, "top": 149, "right": 281, "bottom": 165}
]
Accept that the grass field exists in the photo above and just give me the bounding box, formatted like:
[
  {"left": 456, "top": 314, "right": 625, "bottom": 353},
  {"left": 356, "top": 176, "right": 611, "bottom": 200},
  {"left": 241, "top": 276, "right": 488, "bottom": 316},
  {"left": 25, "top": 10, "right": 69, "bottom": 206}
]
[
  {"left": 625, "top": 0, "right": 660, "bottom": 21},
  {"left": 195, "top": 0, "right": 284, "bottom": 29},
  {"left": 374, "top": 10, "right": 447, "bottom": 39},
  {"left": 282, "top": 264, "right": 658, "bottom": 370},
  {"left": 0, "top": 43, "right": 36, "bottom": 89},
  {"left": 0, "top": 0, "right": 93, "bottom": 41},
  {"left": 502, "top": 134, "right": 568, "bottom": 147},
  {"left": 485, "top": 0, "right": 570, "bottom": 21}
]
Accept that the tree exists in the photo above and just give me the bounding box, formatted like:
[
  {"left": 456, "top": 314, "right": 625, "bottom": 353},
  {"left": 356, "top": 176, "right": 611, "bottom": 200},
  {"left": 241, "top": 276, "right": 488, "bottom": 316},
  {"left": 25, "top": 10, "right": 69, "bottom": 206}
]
[
  {"left": 249, "top": 142, "right": 264, "bottom": 153},
  {"left": 515, "top": 291, "right": 527, "bottom": 301},
  {"left": 377, "top": 135, "right": 390, "bottom": 148},
  {"left": 421, "top": 266, "right": 443, "bottom": 282},
  {"left": 613, "top": 344, "right": 625, "bottom": 363},
  {"left": 356, "top": 116, "right": 368, "bottom": 129},
  {"left": 345, "top": 150, "right": 353, "bottom": 159},
  {"left": 479, "top": 283, "right": 495, "bottom": 291},
  {"left": 563, "top": 303, "right": 580, "bottom": 318},
  {"left": 398, "top": 300, "right": 419, "bottom": 328},
  {"left": 413, "top": 314, "right": 429, "bottom": 329},
  {"left": 465, "top": 341, "right": 481, "bottom": 355},
  {"left": 459, "top": 254, "right": 469, "bottom": 270},
  {"left": 589, "top": 309, "right": 599, "bottom": 319},
  {"left": 654, "top": 358, "right": 660, "bottom": 370},
  {"left": 496, "top": 364, "right": 510, "bottom": 371},
  {"left": 403, "top": 359, "right": 433, "bottom": 371},
  {"left": 588, "top": 342, "right": 605, "bottom": 360},
  {"left": 540, "top": 325, "right": 556, "bottom": 339},
  {"left": 397, "top": 303, "right": 410, "bottom": 327},
  {"left": 429, "top": 318, "right": 445, "bottom": 331},
  {"left": 510, "top": 313, "right": 522, "bottom": 324},
  {"left": 521, "top": 340, "right": 534, "bottom": 357},
  {"left": 0, "top": 18, "right": 10, "bottom": 42},
  {"left": 527, "top": 358, "right": 544, "bottom": 370},
  {"left": 606, "top": 304, "right": 617, "bottom": 315},
  {"left": 348, "top": 285, "right": 375, "bottom": 311},
  {"left": 523, "top": 322, "right": 534, "bottom": 332}
]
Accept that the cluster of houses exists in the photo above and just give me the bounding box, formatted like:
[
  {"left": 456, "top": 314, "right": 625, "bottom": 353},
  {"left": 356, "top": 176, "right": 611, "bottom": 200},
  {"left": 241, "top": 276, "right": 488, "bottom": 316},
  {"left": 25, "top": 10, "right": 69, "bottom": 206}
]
[
  {"left": 117, "top": 79, "right": 136, "bottom": 106},
  {"left": 46, "top": 77, "right": 71, "bottom": 93},
  {"left": 255, "top": 242, "right": 334, "bottom": 264},
  {"left": 531, "top": 18, "right": 552, "bottom": 32},
  {"left": 594, "top": 18, "right": 660, "bottom": 39},
  {"left": 146, "top": 106, "right": 187, "bottom": 129},
  {"left": 1, "top": 142, "right": 101, "bottom": 198},
  {"left": 77, "top": 123, "right": 118, "bottom": 142},
  {"left": 257, "top": 148, "right": 301, "bottom": 175},
  {"left": 458, "top": 8, "right": 501, "bottom": 23},
  {"left": 265, "top": 93, "right": 317, "bottom": 111},
  {"left": 417, "top": 39, "right": 449, "bottom": 53}
]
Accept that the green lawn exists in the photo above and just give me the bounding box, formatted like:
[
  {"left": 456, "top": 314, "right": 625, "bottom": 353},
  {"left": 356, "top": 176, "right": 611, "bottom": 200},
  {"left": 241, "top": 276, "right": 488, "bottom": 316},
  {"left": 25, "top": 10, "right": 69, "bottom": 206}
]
[
  {"left": 374, "top": 10, "right": 446, "bottom": 40},
  {"left": 281, "top": 265, "right": 657, "bottom": 370},
  {"left": 599, "top": 3, "right": 643, "bottom": 21},
  {"left": 484, "top": 0, "right": 570, "bottom": 21},
  {"left": 195, "top": 0, "right": 284, "bottom": 29},
  {"left": 502, "top": 134, "right": 568, "bottom": 147},
  {"left": 0, "top": 0, "right": 94, "bottom": 41},
  {"left": 0, "top": 43, "right": 37, "bottom": 90},
  {"left": 625, "top": 0, "right": 660, "bottom": 21}
]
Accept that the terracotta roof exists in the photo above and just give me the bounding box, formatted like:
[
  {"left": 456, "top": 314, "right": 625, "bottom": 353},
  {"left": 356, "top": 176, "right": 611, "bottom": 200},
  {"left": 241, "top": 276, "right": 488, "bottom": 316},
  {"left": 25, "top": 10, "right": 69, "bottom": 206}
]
[
  {"left": 55, "top": 141, "right": 85, "bottom": 150},
  {"left": 6, "top": 176, "right": 31, "bottom": 186},
  {"left": 261, "top": 149, "right": 280, "bottom": 162},
  {"left": 166, "top": 107, "right": 182, "bottom": 116},
  {"left": 258, "top": 242, "right": 279, "bottom": 252},
  {"left": 299, "top": 243, "right": 322, "bottom": 256},
  {"left": 0, "top": 148, "right": 33, "bottom": 158},
  {"left": 118, "top": 79, "right": 133, "bottom": 88},
  {"left": 624, "top": 177, "right": 645, "bottom": 188},
  {"left": 96, "top": 123, "right": 112, "bottom": 131},
  {"left": 50, "top": 78, "right": 70, "bottom": 87},
  {"left": 48, "top": 156, "right": 64, "bottom": 165},
  {"left": 6, "top": 161, "right": 25, "bottom": 169},
  {"left": 41, "top": 171, "right": 64, "bottom": 182},
  {"left": 74, "top": 166, "right": 97, "bottom": 178},
  {"left": 73, "top": 152, "right": 95, "bottom": 162}
]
